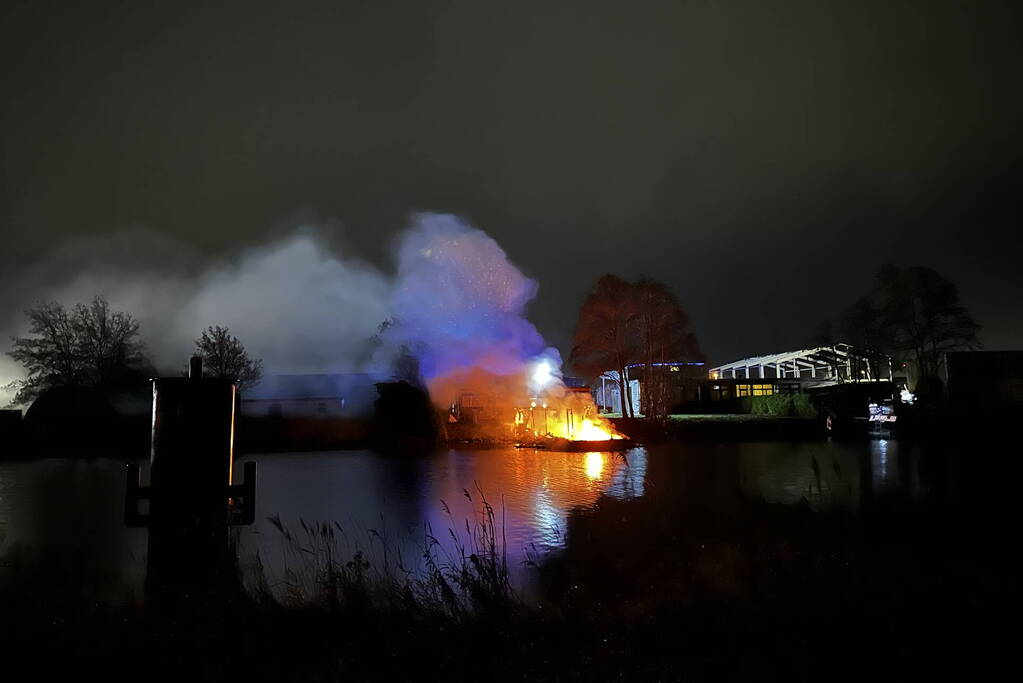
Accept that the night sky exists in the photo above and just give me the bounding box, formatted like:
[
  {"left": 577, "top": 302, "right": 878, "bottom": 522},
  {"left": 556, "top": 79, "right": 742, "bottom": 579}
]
[{"left": 2, "top": 0, "right": 1021, "bottom": 369}]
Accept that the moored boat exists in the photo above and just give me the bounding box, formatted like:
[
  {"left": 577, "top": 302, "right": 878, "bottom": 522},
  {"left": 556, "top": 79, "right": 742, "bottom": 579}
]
[{"left": 516, "top": 436, "right": 634, "bottom": 451}]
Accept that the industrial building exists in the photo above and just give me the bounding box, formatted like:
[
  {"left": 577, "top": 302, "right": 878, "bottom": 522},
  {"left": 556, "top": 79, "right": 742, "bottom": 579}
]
[
  {"left": 709, "top": 344, "right": 893, "bottom": 384},
  {"left": 702, "top": 344, "right": 895, "bottom": 411}
]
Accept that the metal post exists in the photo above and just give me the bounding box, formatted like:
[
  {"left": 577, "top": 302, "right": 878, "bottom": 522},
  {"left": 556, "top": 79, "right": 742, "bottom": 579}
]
[{"left": 124, "top": 357, "right": 257, "bottom": 607}]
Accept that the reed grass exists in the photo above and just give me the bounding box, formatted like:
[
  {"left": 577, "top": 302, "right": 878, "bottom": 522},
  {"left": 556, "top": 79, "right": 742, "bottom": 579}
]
[{"left": 256, "top": 482, "right": 515, "bottom": 617}]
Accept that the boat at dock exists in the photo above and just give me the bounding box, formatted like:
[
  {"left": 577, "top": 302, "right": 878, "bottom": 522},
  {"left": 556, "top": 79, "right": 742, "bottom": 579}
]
[{"left": 516, "top": 437, "right": 634, "bottom": 451}]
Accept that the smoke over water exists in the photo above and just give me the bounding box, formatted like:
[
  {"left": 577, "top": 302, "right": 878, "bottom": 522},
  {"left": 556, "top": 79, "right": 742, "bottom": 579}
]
[
  {"left": 0, "top": 213, "right": 565, "bottom": 412},
  {"left": 376, "top": 214, "right": 620, "bottom": 442},
  {"left": 376, "top": 213, "right": 562, "bottom": 406}
]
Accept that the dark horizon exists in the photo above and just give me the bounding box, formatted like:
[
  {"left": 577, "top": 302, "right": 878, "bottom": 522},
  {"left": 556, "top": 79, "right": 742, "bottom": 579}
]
[{"left": 2, "top": 1, "right": 1021, "bottom": 381}]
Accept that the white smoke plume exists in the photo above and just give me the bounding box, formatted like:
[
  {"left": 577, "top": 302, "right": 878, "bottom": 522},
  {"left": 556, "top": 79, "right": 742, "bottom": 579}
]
[
  {"left": 0, "top": 213, "right": 561, "bottom": 408},
  {"left": 0, "top": 225, "right": 391, "bottom": 405}
]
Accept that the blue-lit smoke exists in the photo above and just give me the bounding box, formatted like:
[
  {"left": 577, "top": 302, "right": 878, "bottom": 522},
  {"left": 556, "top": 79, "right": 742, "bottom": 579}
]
[
  {"left": 377, "top": 213, "right": 561, "bottom": 399},
  {"left": 0, "top": 212, "right": 562, "bottom": 407}
]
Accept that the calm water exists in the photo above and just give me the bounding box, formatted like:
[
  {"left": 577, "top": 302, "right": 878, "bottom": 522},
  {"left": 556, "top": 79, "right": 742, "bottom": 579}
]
[{"left": 0, "top": 440, "right": 931, "bottom": 602}]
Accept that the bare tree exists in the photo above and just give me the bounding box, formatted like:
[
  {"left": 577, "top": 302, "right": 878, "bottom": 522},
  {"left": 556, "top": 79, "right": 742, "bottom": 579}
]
[
  {"left": 842, "top": 265, "right": 981, "bottom": 388},
  {"left": 633, "top": 278, "right": 703, "bottom": 419},
  {"left": 194, "top": 326, "right": 263, "bottom": 389},
  {"left": 6, "top": 296, "right": 148, "bottom": 405},
  {"left": 570, "top": 275, "right": 640, "bottom": 417},
  {"left": 75, "top": 297, "right": 148, "bottom": 385},
  {"left": 571, "top": 275, "right": 703, "bottom": 419}
]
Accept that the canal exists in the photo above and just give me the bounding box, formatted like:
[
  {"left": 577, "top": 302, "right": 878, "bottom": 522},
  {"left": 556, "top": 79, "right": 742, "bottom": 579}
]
[{"left": 0, "top": 438, "right": 949, "bottom": 604}]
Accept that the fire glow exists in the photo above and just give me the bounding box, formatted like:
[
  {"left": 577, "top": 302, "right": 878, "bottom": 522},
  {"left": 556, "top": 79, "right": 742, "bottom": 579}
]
[
  {"left": 375, "top": 214, "right": 625, "bottom": 446},
  {"left": 576, "top": 418, "right": 620, "bottom": 441},
  {"left": 514, "top": 403, "right": 623, "bottom": 441},
  {"left": 515, "top": 359, "right": 624, "bottom": 442}
]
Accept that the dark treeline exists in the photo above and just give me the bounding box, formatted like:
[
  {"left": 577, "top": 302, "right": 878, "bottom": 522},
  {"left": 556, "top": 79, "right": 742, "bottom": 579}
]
[{"left": 5, "top": 296, "right": 262, "bottom": 407}]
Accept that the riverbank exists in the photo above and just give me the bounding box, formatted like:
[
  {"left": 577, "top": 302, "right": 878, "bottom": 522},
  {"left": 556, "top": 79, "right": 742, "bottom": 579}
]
[{"left": 611, "top": 413, "right": 824, "bottom": 441}]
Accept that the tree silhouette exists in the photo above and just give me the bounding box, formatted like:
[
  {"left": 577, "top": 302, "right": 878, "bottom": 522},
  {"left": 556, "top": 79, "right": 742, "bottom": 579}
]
[
  {"left": 75, "top": 297, "right": 148, "bottom": 385},
  {"left": 633, "top": 278, "right": 704, "bottom": 419},
  {"left": 571, "top": 275, "right": 702, "bottom": 419},
  {"left": 570, "top": 275, "right": 640, "bottom": 417},
  {"left": 371, "top": 317, "right": 425, "bottom": 387},
  {"left": 842, "top": 265, "right": 981, "bottom": 388},
  {"left": 6, "top": 296, "right": 148, "bottom": 404},
  {"left": 194, "top": 326, "right": 263, "bottom": 389}
]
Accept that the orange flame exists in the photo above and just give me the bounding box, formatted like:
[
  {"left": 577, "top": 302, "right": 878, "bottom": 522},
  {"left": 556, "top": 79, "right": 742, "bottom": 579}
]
[
  {"left": 574, "top": 417, "right": 622, "bottom": 441},
  {"left": 516, "top": 394, "right": 624, "bottom": 441}
]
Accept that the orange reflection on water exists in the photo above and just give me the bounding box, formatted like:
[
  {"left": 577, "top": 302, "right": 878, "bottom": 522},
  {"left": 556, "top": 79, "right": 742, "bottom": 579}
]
[{"left": 427, "top": 448, "right": 644, "bottom": 549}]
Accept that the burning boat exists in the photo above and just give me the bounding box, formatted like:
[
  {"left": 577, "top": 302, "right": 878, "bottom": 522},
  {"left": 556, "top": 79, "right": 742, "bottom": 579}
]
[
  {"left": 372, "top": 215, "right": 635, "bottom": 452},
  {"left": 518, "top": 436, "right": 633, "bottom": 452},
  {"left": 511, "top": 362, "right": 632, "bottom": 451},
  {"left": 441, "top": 360, "right": 631, "bottom": 451},
  {"left": 514, "top": 403, "right": 632, "bottom": 451}
]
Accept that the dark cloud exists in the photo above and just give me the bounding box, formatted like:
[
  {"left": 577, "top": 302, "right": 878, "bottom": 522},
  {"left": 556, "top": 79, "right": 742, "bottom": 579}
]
[{"left": 2, "top": 0, "right": 1021, "bottom": 383}]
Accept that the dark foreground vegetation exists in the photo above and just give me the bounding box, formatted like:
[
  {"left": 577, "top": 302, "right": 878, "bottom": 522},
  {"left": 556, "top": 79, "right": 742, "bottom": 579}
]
[{"left": 2, "top": 429, "right": 1017, "bottom": 681}]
